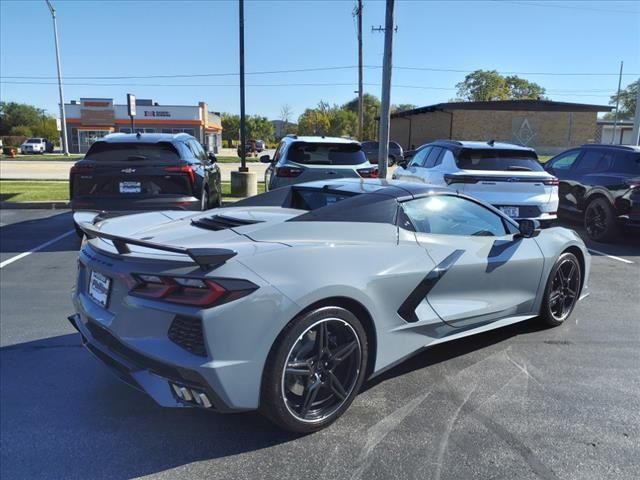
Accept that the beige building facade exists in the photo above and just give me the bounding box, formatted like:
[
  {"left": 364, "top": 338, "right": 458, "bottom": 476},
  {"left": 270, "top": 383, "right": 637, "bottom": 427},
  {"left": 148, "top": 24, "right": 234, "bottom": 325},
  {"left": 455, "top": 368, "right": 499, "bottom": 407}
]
[{"left": 390, "top": 100, "right": 612, "bottom": 155}]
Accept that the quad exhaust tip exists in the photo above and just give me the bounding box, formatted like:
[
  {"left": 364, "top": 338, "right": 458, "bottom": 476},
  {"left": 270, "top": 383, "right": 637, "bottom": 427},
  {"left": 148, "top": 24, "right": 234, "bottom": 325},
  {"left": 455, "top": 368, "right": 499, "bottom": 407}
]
[{"left": 171, "top": 382, "right": 212, "bottom": 408}]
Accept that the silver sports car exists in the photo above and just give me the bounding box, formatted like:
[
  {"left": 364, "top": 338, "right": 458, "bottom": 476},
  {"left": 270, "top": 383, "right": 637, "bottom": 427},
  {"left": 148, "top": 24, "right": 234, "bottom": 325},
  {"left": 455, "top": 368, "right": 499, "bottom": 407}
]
[{"left": 70, "top": 179, "right": 590, "bottom": 433}]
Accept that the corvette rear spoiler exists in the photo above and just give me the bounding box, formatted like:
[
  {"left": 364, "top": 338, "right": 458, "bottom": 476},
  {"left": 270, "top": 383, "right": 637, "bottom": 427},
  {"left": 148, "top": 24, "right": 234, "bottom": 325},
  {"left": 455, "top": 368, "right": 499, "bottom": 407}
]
[{"left": 76, "top": 222, "right": 236, "bottom": 270}]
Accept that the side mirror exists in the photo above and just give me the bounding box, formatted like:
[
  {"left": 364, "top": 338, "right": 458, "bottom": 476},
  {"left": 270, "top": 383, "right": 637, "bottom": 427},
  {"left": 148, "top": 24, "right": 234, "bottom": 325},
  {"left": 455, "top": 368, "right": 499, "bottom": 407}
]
[
  {"left": 516, "top": 219, "right": 541, "bottom": 238},
  {"left": 259, "top": 154, "right": 272, "bottom": 164},
  {"left": 208, "top": 152, "right": 217, "bottom": 163}
]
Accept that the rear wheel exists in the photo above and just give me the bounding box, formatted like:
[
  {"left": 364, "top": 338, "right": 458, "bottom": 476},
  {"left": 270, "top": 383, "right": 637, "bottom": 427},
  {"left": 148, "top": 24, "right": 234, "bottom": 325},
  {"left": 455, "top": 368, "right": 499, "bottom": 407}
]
[
  {"left": 540, "top": 252, "right": 582, "bottom": 326},
  {"left": 584, "top": 197, "right": 618, "bottom": 242},
  {"left": 260, "top": 306, "right": 368, "bottom": 433},
  {"left": 201, "top": 187, "right": 210, "bottom": 211}
]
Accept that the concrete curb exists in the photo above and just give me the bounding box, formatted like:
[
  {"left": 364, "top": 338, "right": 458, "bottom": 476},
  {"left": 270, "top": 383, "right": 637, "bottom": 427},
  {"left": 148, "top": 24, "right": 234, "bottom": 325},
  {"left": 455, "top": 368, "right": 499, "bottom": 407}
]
[
  {"left": 0, "top": 198, "right": 245, "bottom": 210},
  {"left": 1, "top": 200, "right": 70, "bottom": 210}
]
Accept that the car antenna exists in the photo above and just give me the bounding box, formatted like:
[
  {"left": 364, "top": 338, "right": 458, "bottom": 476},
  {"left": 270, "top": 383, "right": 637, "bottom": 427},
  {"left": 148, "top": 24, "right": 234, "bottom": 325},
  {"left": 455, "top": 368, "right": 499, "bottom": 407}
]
[{"left": 487, "top": 139, "right": 495, "bottom": 146}]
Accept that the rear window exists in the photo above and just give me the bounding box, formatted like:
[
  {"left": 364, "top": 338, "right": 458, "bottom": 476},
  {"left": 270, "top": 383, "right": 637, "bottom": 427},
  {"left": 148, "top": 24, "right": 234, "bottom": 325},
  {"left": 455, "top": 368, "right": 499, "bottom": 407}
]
[
  {"left": 456, "top": 149, "right": 543, "bottom": 172},
  {"left": 85, "top": 142, "right": 180, "bottom": 161},
  {"left": 610, "top": 151, "right": 640, "bottom": 174},
  {"left": 285, "top": 142, "right": 366, "bottom": 165},
  {"left": 26, "top": 138, "right": 42, "bottom": 143},
  {"left": 291, "top": 188, "right": 356, "bottom": 210}
]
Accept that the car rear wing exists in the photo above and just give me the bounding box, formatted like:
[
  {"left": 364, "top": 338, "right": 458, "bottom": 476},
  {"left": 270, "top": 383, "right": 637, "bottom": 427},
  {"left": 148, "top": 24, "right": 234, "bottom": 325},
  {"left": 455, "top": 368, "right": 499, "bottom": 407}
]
[{"left": 76, "top": 221, "right": 236, "bottom": 270}]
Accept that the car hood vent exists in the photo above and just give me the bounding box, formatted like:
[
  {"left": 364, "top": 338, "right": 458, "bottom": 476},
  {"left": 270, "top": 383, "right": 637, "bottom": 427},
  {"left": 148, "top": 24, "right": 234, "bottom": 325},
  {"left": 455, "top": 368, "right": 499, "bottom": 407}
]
[{"left": 191, "top": 214, "right": 263, "bottom": 231}]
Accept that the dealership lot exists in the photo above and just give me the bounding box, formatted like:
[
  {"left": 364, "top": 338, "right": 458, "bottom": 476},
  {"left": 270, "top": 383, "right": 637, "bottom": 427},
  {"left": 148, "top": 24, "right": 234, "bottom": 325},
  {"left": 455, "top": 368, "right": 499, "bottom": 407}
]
[{"left": 1, "top": 209, "right": 639, "bottom": 479}]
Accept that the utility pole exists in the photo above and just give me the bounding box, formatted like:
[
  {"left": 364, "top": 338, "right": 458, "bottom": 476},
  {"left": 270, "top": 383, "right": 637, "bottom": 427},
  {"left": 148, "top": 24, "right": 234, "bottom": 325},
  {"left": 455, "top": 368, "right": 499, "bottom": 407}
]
[
  {"left": 377, "top": 0, "right": 395, "bottom": 179},
  {"left": 356, "top": 0, "right": 364, "bottom": 141},
  {"left": 611, "top": 60, "right": 624, "bottom": 144},
  {"left": 45, "top": 0, "right": 68, "bottom": 156},
  {"left": 238, "top": 0, "right": 247, "bottom": 172},
  {"left": 632, "top": 87, "right": 640, "bottom": 146}
]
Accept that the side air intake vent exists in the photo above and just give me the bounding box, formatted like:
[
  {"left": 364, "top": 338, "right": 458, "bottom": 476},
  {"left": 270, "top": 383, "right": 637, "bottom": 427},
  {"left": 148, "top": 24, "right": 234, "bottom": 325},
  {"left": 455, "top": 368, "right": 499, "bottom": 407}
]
[
  {"left": 168, "top": 316, "right": 207, "bottom": 357},
  {"left": 191, "top": 214, "right": 262, "bottom": 231}
]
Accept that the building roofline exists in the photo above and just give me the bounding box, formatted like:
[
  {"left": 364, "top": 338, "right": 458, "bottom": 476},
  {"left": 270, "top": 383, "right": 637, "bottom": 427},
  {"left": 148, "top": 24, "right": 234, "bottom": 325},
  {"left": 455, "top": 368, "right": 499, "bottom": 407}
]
[{"left": 391, "top": 99, "right": 613, "bottom": 118}]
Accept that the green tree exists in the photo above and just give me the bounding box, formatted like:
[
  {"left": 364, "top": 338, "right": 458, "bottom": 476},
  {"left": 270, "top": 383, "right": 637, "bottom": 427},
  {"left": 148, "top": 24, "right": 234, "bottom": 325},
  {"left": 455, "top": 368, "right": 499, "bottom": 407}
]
[
  {"left": 245, "top": 115, "right": 274, "bottom": 142},
  {"left": 297, "top": 107, "right": 330, "bottom": 136},
  {"left": 327, "top": 107, "right": 357, "bottom": 137},
  {"left": 343, "top": 93, "right": 380, "bottom": 140},
  {"left": 505, "top": 75, "right": 547, "bottom": 100},
  {"left": 455, "top": 70, "right": 546, "bottom": 102},
  {"left": 221, "top": 113, "right": 240, "bottom": 145},
  {"left": 9, "top": 125, "right": 33, "bottom": 137},
  {"left": 0, "top": 102, "right": 59, "bottom": 138},
  {"left": 606, "top": 78, "right": 639, "bottom": 119},
  {"left": 391, "top": 103, "right": 417, "bottom": 113}
]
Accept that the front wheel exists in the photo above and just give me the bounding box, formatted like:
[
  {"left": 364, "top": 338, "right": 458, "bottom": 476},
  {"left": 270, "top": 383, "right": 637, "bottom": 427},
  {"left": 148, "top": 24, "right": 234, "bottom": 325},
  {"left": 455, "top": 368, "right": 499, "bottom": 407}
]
[
  {"left": 540, "top": 252, "right": 582, "bottom": 327},
  {"left": 260, "top": 306, "right": 368, "bottom": 433}
]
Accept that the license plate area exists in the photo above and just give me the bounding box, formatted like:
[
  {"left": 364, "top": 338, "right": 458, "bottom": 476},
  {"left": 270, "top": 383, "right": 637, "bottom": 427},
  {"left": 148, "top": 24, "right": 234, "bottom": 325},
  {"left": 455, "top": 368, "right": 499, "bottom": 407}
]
[
  {"left": 89, "top": 271, "right": 111, "bottom": 308},
  {"left": 499, "top": 206, "right": 520, "bottom": 218},
  {"left": 119, "top": 181, "right": 141, "bottom": 193}
]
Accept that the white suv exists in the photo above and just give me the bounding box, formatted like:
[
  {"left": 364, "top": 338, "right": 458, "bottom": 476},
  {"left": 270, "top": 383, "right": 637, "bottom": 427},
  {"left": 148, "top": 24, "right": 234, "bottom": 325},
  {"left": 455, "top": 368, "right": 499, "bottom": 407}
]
[
  {"left": 393, "top": 140, "right": 559, "bottom": 222},
  {"left": 20, "top": 138, "right": 48, "bottom": 154}
]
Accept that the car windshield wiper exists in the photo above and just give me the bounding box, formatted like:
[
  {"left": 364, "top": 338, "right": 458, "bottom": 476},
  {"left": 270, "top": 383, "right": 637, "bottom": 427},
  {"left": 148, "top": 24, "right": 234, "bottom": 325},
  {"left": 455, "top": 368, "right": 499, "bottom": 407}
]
[
  {"left": 126, "top": 155, "right": 147, "bottom": 161},
  {"left": 507, "top": 165, "right": 533, "bottom": 171}
]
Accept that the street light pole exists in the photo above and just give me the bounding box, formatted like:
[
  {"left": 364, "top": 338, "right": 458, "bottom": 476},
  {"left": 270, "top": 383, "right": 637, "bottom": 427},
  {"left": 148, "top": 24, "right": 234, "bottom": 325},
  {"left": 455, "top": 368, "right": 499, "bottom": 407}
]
[
  {"left": 356, "top": 0, "right": 364, "bottom": 141},
  {"left": 238, "top": 0, "right": 247, "bottom": 173},
  {"left": 611, "top": 60, "right": 624, "bottom": 145},
  {"left": 45, "top": 0, "right": 69, "bottom": 156}
]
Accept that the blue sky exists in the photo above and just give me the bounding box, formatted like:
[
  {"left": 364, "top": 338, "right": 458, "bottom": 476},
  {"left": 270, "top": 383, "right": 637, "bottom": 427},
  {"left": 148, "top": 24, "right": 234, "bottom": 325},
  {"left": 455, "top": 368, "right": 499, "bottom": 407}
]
[{"left": 1, "top": 0, "right": 639, "bottom": 120}]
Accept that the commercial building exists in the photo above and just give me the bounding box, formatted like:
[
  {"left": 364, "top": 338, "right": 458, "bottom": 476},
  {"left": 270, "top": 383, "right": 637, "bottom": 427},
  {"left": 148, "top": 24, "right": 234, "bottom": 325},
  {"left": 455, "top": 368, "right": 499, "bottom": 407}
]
[
  {"left": 63, "top": 98, "right": 222, "bottom": 153},
  {"left": 596, "top": 119, "right": 635, "bottom": 145},
  {"left": 389, "top": 99, "right": 613, "bottom": 155}
]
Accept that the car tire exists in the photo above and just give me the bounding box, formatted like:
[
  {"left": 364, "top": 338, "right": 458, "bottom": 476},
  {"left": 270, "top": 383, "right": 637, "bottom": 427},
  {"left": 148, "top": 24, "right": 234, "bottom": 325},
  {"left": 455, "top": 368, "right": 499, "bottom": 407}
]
[
  {"left": 201, "top": 187, "right": 210, "bottom": 211},
  {"left": 584, "top": 197, "right": 618, "bottom": 242},
  {"left": 213, "top": 181, "right": 223, "bottom": 208},
  {"left": 260, "top": 306, "right": 368, "bottom": 433},
  {"left": 264, "top": 167, "right": 272, "bottom": 191},
  {"left": 540, "top": 252, "right": 582, "bottom": 327}
]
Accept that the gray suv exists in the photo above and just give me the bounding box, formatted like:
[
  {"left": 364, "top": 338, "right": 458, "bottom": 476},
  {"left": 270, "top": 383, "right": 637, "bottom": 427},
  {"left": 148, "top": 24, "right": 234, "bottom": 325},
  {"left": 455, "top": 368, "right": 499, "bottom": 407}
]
[
  {"left": 360, "top": 140, "right": 404, "bottom": 166},
  {"left": 261, "top": 135, "right": 378, "bottom": 190}
]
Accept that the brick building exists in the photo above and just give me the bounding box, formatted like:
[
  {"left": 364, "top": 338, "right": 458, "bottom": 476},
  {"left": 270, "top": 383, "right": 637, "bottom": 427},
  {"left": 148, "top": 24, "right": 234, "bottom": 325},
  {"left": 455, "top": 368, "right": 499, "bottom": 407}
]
[{"left": 389, "top": 100, "right": 613, "bottom": 155}]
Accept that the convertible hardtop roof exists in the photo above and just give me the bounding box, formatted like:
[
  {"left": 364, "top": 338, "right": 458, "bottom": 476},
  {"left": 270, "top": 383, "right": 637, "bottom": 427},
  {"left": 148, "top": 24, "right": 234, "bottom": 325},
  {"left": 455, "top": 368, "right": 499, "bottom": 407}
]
[{"left": 279, "top": 178, "right": 452, "bottom": 199}]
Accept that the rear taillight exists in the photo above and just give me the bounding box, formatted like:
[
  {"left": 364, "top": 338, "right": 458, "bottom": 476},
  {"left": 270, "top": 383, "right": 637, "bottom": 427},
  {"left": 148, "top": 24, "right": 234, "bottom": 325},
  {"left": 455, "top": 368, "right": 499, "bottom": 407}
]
[
  {"left": 444, "top": 174, "right": 478, "bottom": 185},
  {"left": 130, "top": 274, "right": 257, "bottom": 307},
  {"left": 357, "top": 167, "right": 379, "bottom": 178},
  {"left": 70, "top": 164, "right": 93, "bottom": 176},
  {"left": 276, "top": 166, "right": 303, "bottom": 177},
  {"left": 543, "top": 177, "right": 559, "bottom": 186},
  {"left": 165, "top": 165, "right": 195, "bottom": 184}
]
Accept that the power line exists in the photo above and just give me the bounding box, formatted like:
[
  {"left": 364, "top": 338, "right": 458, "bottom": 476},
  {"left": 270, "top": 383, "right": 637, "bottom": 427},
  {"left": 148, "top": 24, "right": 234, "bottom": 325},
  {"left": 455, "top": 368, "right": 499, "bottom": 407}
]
[
  {"left": 494, "top": 0, "right": 640, "bottom": 15},
  {"left": 0, "top": 79, "right": 613, "bottom": 97},
  {"left": 2, "top": 65, "right": 638, "bottom": 80}
]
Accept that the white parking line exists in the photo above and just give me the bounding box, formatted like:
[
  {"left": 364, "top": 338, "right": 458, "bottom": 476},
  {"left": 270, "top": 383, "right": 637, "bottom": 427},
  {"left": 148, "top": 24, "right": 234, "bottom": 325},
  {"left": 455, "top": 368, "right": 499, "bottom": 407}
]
[
  {"left": 0, "top": 230, "right": 75, "bottom": 269},
  {"left": 588, "top": 248, "right": 635, "bottom": 265}
]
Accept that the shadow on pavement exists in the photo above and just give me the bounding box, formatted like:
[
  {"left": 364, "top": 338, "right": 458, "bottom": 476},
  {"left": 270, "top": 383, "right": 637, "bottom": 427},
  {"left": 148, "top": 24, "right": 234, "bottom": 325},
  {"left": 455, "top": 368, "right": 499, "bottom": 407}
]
[{"left": 0, "top": 210, "right": 80, "bottom": 254}]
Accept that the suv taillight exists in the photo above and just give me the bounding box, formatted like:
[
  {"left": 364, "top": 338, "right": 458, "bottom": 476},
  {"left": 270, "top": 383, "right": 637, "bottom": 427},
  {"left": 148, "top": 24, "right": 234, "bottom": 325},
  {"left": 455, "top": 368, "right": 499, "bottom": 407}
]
[
  {"left": 626, "top": 178, "right": 640, "bottom": 189},
  {"left": 444, "top": 174, "right": 479, "bottom": 185},
  {"left": 130, "top": 274, "right": 257, "bottom": 307},
  {"left": 70, "top": 165, "right": 93, "bottom": 176},
  {"left": 543, "top": 177, "right": 559, "bottom": 186},
  {"left": 276, "top": 166, "right": 303, "bottom": 177},
  {"left": 165, "top": 165, "right": 195, "bottom": 184},
  {"left": 357, "top": 167, "right": 379, "bottom": 178}
]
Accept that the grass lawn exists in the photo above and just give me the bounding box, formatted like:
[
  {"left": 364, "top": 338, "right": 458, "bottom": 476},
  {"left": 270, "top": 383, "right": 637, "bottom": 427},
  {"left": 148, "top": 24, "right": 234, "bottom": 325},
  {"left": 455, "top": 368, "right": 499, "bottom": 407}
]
[
  {"left": 538, "top": 155, "right": 552, "bottom": 163},
  {"left": 0, "top": 180, "right": 266, "bottom": 202},
  {"left": 0, "top": 180, "right": 69, "bottom": 202},
  {"left": 2, "top": 154, "right": 83, "bottom": 161}
]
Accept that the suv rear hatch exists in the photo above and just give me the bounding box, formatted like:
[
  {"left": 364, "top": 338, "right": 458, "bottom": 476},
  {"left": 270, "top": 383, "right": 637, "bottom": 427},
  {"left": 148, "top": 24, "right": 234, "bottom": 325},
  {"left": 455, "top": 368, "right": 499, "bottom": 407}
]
[
  {"left": 70, "top": 141, "right": 194, "bottom": 200},
  {"left": 278, "top": 142, "right": 376, "bottom": 182},
  {"left": 447, "top": 148, "right": 557, "bottom": 217}
]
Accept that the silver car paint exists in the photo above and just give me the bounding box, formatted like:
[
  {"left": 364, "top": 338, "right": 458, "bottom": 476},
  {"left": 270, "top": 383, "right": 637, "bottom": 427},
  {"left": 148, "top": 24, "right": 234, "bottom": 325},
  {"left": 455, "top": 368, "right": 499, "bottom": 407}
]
[{"left": 71, "top": 188, "right": 590, "bottom": 411}]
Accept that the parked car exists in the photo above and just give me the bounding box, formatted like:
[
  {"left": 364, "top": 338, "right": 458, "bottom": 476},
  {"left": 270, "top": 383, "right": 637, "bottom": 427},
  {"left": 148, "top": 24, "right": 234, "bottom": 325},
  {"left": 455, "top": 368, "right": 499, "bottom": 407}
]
[
  {"left": 543, "top": 144, "right": 640, "bottom": 242},
  {"left": 237, "top": 139, "right": 265, "bottom": 157},
  {"left": 360, "top": 140, "right": 404, "bottom": 166},
  {"left": 393, "top": 140, "right": 559, "bottom": 222},
  {"left": 20, "top": 137, "right": 50, "bottom": 154},
  {"left": 71, "top": 178, "right": 590, "bottom": 433},
  {"left": 261, "top": 135, "right": 377, "bottom": 190},
  {"left": 69, "top": 133, "right": 222, "bottom": 232}
]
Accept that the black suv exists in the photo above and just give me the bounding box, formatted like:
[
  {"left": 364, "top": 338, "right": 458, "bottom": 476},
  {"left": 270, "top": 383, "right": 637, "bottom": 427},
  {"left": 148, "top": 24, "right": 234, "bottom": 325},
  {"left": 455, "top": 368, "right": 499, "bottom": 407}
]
[
  {"left": 70, "top": 133, "right": 222, "bottom": 215},
  {"left": 360, "top": 140, "right": 404, "bottom": 166},
  {"left": 544, "top": 144, "right": 640, "bottom": 242}
]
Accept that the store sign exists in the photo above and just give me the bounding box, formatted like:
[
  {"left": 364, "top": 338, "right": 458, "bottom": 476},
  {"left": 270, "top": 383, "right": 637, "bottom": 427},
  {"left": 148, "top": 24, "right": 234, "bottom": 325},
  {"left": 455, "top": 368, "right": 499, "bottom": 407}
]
[
  {"left": 127, "top": 94, "right": 136, "bottom": 117},
  {"left": 144, "top": 111, "right": 171, "bottom": 117},
  {"left": 84, "top": 101, "right": 110, "bottom": 107}
]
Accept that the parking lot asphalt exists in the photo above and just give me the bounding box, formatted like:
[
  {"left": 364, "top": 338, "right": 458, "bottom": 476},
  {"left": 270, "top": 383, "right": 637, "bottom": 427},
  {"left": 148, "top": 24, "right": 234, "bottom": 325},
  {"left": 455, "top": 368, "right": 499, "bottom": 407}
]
[{"left": 1, "top": 209, "right": 639, "bottom": 480}]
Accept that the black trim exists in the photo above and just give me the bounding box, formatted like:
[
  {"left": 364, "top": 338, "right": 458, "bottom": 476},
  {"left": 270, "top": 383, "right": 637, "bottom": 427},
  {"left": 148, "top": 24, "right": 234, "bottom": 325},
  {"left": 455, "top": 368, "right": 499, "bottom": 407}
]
[{"left": 397, "top": 250, "right": 465, "bottom": 323}]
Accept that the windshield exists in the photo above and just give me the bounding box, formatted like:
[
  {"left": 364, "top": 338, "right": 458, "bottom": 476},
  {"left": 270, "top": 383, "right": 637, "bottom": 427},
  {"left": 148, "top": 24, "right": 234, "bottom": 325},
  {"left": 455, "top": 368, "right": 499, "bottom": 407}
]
[
  {"left": 85, "top": 142, "right": 180, "bottom": 161},
  {"left": 285, "top": 142, "right": 366, "bottom": 165},
  {"left": 456, "top": 148, "right": 543, "bottom": 172},
  {"left": 26, "top": 138, "right": 42, "bottom": 144}
]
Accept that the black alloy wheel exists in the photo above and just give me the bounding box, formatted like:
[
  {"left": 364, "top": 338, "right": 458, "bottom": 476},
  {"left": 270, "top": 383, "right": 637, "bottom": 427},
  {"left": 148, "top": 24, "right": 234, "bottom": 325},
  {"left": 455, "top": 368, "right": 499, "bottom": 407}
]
[
  {"left": 541, "top": 252, "right": 582, "bottom": 326},
  {"left": 201, "top": 187, "right": 209, "bottom": 211},
  {"left": 584, "top": 197, "right": 618, "bottom": 242},
  {"left": 260, "top": 306, "right": 367, "bottom": 433}
]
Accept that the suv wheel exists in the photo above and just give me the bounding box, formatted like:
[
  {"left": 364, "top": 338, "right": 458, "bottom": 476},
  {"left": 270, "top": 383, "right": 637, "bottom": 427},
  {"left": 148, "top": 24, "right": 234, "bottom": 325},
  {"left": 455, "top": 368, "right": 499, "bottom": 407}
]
[
  {"left": 260, "top": 306, "right": 368, "bottom": 433},
  {"left": 584, "top": 197, "right": 618, "bottom": 242}
]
